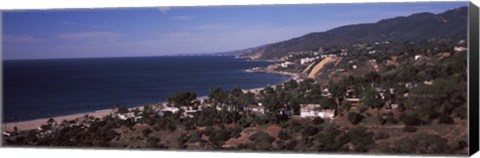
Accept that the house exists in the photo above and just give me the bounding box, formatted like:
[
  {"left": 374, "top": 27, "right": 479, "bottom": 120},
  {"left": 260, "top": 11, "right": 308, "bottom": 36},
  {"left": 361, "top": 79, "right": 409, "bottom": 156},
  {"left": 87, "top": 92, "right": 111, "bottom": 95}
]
[
  {"left": 300, "top": 104, "right": 321, "bottom": 117},
  {"left": 415, "top": 55, "right": 422, "bottom": 61},
  {"left": 345, "top": 89, "right": 357, "bottom": 98},
  {"left": 161, "top": 107, "right": 180, "bottom": 114},
  {"left": 117, "top": 112, "right": 142, "bottom": 121},
  {"left": 318, "top": 109, "right": 335, "bottom": 119},
  {"left": 2, "top": 131, "right": 11, "bottom": 137},
  {"left": 321, "top": 88, "right": 332, "bottom": 97},
  {"left": 454, "top": 46, "right": 467, "bottom": 52},
  {"left": 183, "top": 109, "right": 199, "bottom": 118},
  {"left": 344, "top": 98, "right": 361, "bottom": 107},
  {"left": 423, "top": 80, "right": 433, "bottom": 85},
  {"left": 244, "top": 105, "right": 264, "bottom": 115},
  {"left": 300, "top": 57, "right": 316, "bottom": 65},
  {"left": 299, "top": 104, "right": 335, "bottom": 119},
  {"left": 280, "top": 61, "right": 294, "bottom": 68}
]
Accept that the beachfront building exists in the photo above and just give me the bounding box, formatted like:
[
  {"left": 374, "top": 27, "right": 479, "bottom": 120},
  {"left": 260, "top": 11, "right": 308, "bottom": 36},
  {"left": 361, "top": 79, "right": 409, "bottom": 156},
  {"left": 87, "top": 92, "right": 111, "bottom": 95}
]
[
  {"left": 117, "top": 112, "right": 142, "bottom": 121},
  {"left": 280, "top": 61, "right": 294, "bottom": 68}
]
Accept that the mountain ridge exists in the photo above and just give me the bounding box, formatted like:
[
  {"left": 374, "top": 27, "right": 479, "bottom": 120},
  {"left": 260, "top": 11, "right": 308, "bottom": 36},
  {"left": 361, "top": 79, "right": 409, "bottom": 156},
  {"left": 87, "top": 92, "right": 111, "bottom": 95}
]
[{"left": 233, "top": 6, "right": 468, "bottom": 60}]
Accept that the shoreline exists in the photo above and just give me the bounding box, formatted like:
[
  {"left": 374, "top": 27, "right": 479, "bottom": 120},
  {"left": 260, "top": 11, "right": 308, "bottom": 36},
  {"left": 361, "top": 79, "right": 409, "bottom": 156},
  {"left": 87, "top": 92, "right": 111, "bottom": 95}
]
[
  {"left": 3, "top": 88, "right": 284, "bottom": 132},
  {"left": 4, "top": 63, "right": 298, "bottom": 132},
  {"left": 3, "top": 87, "right": 263, "bottom": 132}
]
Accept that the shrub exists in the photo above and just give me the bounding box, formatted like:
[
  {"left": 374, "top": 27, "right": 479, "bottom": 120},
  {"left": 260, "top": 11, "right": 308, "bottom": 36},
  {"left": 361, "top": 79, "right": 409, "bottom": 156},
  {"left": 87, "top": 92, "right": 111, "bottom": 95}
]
[
  {"left": 402, "top": 125, "right": 417, "bottom": 133},
  {"left": 275, "top": 140, "right": 286, "bottom": 150},
  {"left": 373, "top": 132, "right": 389, "bottom": 140},
  {"left": 311, "top": 117, "right": 324, "bottom": 125},
  {"left": 348, "top": 112, "right": 363, "bottom": 125},
  {"left": 204, "top": 126, "right": 215, "bottom": 137},
  {"left": 142, "top": 128, "right": 153, "bottom": 137},
  {"left": 346, "top": 126, "right": 375, "bottom": 152},
  {"left": 278, "top": 130, "right": 291, "bottom": 140},
  {"left": 438, "top": 115, "right": 454, "bottom": 124},
  {"left": 188, "top": 131, "right": 202, "bottom": 143},
  {"left": 285, "top": 140, "right": 297, "bottom": 150},
  {"left": 230, "top": 126, "right": 242, "bottom": 138},
  {"left": 400, "top": 114, "right": 424, "bottom": 126},
  {"left": 248, "top": 131, "right": 275, "bottom": 151},
  {"left": 454, "top": 140, "right": 468, "bottom": 150},
  {"left": 301, "top": 125, "right": 319, "bottom": 136},
  {"left": 359, "top": 106, "right": 368, "bottom": 113},
  {"left": 167, "top": 123, "right": 177, "bottom": 131},
  {"left": 210, "top": 129, "right": 231, "bottom": 146},
  {"left": 146, "top": 137, "right": 160, "bottom": 148}
]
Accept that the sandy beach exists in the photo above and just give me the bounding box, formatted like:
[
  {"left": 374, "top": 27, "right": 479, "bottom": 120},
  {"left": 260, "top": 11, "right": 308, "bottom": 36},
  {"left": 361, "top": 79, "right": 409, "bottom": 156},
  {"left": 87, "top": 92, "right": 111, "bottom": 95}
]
[{"left": 3, "top": 109, "right": 114, "bottom": 132}]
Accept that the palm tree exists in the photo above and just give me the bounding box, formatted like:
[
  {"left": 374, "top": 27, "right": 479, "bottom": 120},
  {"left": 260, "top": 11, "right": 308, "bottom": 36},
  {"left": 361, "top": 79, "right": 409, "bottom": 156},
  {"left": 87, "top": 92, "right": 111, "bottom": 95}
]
[{"left": 13, "top": 115, "right": 17, "bottom": 132}]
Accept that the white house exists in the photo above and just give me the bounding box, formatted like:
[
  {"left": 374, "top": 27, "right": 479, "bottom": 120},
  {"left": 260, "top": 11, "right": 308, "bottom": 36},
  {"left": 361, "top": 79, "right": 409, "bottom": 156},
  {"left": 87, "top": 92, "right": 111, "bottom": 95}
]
[
  {"left": 415, "top": 55, "right": 422, "bottom": 61},
  {"left": 423, "top": 80, "right": 433, "bottom": 85},
  {"left": 117, "top": 112, "right": 142, "bottom": 121},
  {"left": 280, "top": 61, "right": 294, "bottom": 68},
  {"left": 321, "top": 88, "right": 332, "bottom": 97},
  {"left": 299, "top": 104, "right": 335, "bottom": 119},
  {"left": 454, "top": 46, "right": 467, "bottom": 52},
  {"left": 245, "top": 105, "right": 265, "bottom": 115},
  {"left": 162, "top": 107, "right": 180, "bottom": 113},
  {"left": 317, "top": 109, "right": 335, "bottom": 119},
  {"left": 300, "top": 57, "right": 316, "bottom": 65},
  {"left": 300, "top": 104, "right": 320, "bottom": 117}
]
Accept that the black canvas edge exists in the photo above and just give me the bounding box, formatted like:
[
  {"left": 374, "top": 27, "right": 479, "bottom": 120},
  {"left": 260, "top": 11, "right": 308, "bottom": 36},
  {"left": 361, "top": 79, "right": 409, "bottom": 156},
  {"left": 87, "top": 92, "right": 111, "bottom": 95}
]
[{"left": 468, "top": 1, "right": 479, "bottom": 156}]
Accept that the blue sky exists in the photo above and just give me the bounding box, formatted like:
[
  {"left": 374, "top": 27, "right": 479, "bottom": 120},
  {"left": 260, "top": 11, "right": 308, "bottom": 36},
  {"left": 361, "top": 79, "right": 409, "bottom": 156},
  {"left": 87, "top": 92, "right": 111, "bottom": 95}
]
[{"left": 2, "top": 2, "right": 468, "bottom": 60}]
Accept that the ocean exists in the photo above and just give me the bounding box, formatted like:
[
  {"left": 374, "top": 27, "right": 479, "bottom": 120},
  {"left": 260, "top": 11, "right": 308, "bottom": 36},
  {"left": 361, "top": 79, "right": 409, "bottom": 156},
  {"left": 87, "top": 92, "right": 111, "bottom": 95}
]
[{"left": 2, "top": 56, "right": 289, "bottom": 122}]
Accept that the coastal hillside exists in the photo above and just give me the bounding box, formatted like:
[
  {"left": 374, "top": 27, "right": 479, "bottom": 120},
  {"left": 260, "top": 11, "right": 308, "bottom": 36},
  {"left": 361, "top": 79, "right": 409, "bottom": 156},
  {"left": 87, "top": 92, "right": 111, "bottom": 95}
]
[{"left": 237, "top": 6, "right": 467, "bottom": 60}]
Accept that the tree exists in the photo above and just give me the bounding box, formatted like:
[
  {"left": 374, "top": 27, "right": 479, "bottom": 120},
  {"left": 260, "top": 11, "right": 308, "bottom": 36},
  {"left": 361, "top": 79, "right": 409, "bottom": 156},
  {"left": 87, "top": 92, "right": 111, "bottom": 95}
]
[
  {"left": 167, "top": 91, "right": 197, "bottom": 107},
  {"left": 329, "top": 81, "right": 347, "bottom": 105},
  {"left": 364, "top": 71, "right": 381, "bottom": 86},
  {"left": 360, "top": 88, "right": 384, "bottom": 109},
  {"left": 284, "top": 79, "right": 299, "bottom": 90},
  {"left": 208, "top": 87, "right": 228, "bottom": 106},
  {"left": 319, "top": 98, "right": 335, "bottom": 109},
  {"left": 116, "top": 106, "right": 129, "bottom": 114}
]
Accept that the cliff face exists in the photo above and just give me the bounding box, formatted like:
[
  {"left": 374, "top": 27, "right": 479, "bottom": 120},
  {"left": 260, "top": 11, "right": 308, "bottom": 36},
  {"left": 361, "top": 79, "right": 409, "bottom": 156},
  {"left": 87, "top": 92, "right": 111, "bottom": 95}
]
[
  {"left": 239, "top": 6, "right": 467, "bottom": 60},
  {"left": 307, "top": 56, "right": 340, "bottom": 78}
]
